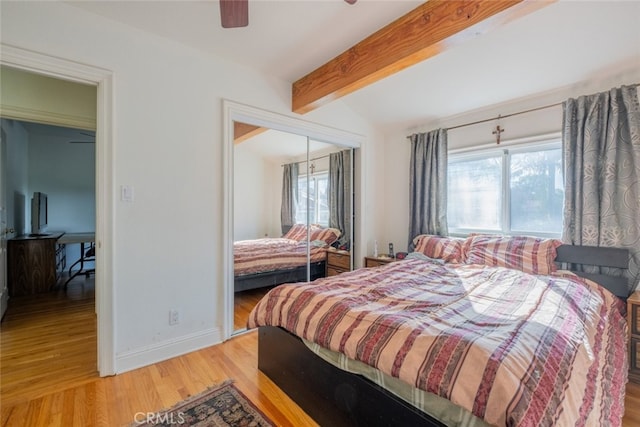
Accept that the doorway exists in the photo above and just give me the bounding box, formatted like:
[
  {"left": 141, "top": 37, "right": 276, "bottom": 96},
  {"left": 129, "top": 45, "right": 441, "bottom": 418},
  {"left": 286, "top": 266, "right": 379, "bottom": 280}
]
[
  {"left": 1, "top": 118, "right": 98, "bottom": 403},
  {"left": 1, "top": 45, "right": 115, "bottom": 375}
]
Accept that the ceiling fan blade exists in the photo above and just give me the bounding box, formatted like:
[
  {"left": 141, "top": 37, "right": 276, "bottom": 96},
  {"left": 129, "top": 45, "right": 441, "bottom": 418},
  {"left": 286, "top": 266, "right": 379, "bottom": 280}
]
[
  {"left": 344, "top": 0, "right": 357, "bottom": 4},
  {"left": 220, "top": 0, "right": 248, "bottom": 28}
]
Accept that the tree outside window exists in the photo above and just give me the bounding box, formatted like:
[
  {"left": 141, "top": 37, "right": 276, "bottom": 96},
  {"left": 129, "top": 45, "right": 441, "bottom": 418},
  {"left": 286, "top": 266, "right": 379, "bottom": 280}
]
[
  {"left": 295, "top": 173, "right": 329, "bottom": 226},
  {"left": 448, "top": 142, "right": 563, "bottom": 236}
]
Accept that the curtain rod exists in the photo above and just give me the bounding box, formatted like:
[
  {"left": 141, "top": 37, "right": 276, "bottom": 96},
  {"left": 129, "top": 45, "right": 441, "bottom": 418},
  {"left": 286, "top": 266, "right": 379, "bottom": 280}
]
[
  {"left": 446, "top": 102, "right": 562, "bottom": 131},
  {"left": 281, "top": 153, "right": 330, "bottom": 167},
  {"left": 406, "top": 82, "right": 640, "bottom": 138}
]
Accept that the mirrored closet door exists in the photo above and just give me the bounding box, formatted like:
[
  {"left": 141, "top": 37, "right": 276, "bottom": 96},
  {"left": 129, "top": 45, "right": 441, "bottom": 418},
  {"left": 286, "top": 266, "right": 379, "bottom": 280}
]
[{"left": 232, "top": 121, "right": 354, "bottom": 334}]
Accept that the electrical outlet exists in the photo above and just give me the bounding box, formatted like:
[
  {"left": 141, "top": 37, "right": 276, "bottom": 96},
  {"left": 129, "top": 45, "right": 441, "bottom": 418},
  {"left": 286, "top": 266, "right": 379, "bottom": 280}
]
[{"left": 169, "top": 309, "right": 180, "bottom": 325}]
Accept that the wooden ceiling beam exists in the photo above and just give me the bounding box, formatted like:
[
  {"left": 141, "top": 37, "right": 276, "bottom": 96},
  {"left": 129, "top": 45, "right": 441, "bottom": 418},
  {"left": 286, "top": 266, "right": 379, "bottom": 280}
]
[
  {"left": 292, "top": 0, "right": 554, "bottom": 114},
  {"left": 233, "top": 121, "right": 266, "bottom": 144}
]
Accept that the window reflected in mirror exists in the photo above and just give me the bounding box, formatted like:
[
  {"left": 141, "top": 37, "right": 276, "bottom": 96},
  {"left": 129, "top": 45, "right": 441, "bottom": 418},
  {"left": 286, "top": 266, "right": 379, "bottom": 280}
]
[{"left": 232, "top": 121, "right": 354, "bottom": 334}]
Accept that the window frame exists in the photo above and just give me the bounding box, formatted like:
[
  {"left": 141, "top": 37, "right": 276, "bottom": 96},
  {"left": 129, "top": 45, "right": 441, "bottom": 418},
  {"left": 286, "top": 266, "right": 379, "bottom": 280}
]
[
  {"left": 296, "top": 171, "right": 330, "bottom": 227},
  {"left": 447, "top": 138, "right": 563, "bottom": 238}
]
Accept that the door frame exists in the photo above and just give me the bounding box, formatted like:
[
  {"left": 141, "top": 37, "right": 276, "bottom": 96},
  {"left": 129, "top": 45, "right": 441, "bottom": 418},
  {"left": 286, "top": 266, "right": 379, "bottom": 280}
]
[
  {"left": 0, "top": 130, "right": 8, "bottom": 319},
  {"left": 222, "top": 99, "right": 364, "bottom": 340},
  {"left": 1, "top": 44, "right": 115, "bottom": 376}
]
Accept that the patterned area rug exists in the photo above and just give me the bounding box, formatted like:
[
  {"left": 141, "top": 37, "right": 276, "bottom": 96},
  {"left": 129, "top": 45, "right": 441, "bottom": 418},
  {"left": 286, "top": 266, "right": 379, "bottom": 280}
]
[{"left": 133, "top": 380, "right": 274, "bottom": 426}]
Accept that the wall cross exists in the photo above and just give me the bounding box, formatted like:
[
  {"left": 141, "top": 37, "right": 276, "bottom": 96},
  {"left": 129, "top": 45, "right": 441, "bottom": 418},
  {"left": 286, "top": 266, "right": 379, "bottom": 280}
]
[{"left": 492, "top": 125, "right": 505, "bottom": 145}]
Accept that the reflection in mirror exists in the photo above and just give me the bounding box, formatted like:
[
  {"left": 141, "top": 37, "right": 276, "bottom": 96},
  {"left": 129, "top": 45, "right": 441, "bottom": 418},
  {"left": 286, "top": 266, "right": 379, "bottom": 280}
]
[{"left": 232, "top": 122, "right": 353, "bottom": 333}]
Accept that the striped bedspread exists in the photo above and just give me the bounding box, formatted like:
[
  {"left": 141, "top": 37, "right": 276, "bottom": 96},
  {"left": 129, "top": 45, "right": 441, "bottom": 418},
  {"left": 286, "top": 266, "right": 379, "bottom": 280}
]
[
  {"left": 248, "top": 258, "right": 628, "bottom": 426},
  {"left": 234, "top": 238, "right": 327, "bottom": 276}
]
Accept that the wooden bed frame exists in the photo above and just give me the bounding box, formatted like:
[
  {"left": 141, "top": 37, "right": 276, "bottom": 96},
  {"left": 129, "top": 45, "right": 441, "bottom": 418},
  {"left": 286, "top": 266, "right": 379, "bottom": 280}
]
[
  {"left": 258, "top": 245, "right": 631, "bottom": 427},
  {"left": 234, "top": 260, "right": 326, "bottom": 293}
]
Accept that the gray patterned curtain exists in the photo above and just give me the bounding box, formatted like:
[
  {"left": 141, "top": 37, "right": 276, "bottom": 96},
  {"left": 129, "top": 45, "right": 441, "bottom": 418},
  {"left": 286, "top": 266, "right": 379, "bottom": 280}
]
[
  {"left": 280, "top": 163, "right": 298, "bottom": 235},
  {"left": 328, "top": 150, "right": 352, "bottom": 247},
  {"left": 408, "top": 129, "right": 448, "bottom": 250},
  {"left": 563, "top": 85, "right": 640, "bottom": 291}
]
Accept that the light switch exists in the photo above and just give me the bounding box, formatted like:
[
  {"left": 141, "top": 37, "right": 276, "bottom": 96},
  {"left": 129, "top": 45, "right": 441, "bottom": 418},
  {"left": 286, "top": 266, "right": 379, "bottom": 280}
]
[{"left": 121, "top": 185, "right": 134, "bottom": 202}]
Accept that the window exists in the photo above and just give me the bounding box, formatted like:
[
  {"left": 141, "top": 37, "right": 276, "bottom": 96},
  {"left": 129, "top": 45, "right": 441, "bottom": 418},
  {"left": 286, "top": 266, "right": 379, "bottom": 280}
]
[
  {"left": 295, "top": 172, "right": 329, "bottom": 226},
  {"left": 447, "top": 141, "right": 563, "bottom": 236}
]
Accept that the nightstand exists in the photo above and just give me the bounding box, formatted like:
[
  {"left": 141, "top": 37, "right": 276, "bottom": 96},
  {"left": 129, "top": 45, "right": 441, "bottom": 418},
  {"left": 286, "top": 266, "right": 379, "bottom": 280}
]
[
  {"left": 326, "top": 250, "right": 351, "bottom": 277},
  {"left": 628, "top": 291, "right": 640, "bottom": 384},
  {"left": 364, "top": 256, "right": 397, "bottom": 268}
]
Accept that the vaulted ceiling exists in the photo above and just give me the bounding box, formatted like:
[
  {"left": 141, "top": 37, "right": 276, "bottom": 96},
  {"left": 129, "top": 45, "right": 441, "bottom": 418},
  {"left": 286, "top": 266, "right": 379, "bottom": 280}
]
[{"left": 67, "top": 0, "right": 640, "bottom": 131}]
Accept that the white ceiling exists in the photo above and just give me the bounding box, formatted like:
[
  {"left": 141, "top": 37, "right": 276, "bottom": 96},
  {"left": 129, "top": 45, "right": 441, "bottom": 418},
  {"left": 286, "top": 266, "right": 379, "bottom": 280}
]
[
  {"left": 66, "top": 0, "right": 640, "bottom": 131},
  {"left": 239, "top": 128, "right": 339, "bottom": 160}
]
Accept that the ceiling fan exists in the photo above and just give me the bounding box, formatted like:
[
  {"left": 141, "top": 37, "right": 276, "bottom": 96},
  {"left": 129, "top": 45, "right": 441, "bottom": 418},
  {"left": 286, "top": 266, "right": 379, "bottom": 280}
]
[
  {"left": 220, "top": 0, "right": 357, "bottom": 29},
  {"left": 68, "top": 131, "right": 96, "bottom": 144}
]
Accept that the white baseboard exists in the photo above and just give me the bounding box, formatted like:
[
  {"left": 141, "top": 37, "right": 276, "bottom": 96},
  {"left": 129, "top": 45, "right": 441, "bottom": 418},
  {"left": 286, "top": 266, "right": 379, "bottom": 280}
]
[{"left": 115, "top": 327, "right": 222, "bottom": 374}]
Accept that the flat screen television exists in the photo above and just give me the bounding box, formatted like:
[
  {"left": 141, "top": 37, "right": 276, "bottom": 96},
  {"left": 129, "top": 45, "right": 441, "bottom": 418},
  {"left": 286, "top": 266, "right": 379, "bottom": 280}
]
[{"left": 30, "top": 191, "right": 49, "bottom": 236}]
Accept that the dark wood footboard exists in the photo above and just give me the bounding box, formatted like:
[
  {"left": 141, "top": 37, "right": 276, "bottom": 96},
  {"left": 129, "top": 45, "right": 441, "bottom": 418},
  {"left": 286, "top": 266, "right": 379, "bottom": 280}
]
[{"left": 258, "top": 326, "right": 445, "bottom": 427}]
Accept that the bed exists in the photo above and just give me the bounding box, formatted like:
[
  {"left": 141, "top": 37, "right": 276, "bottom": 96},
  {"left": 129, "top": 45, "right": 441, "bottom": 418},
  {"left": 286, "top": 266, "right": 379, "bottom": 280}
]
[
  {"left": 234, "top": 224, "right": 341, "bottom": 292},
  {"left": 248, "top": 234, "right": 631, "bottom": 427}
]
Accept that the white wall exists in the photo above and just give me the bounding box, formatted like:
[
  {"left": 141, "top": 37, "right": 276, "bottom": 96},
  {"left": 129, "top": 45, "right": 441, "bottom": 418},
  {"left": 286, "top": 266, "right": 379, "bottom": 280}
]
[
  {"left": 380, "top": 71, "right": 640, "bottom": 252},
  {"left": 27, "top": 130, "right": 95, "bottom": 263},
  {"left": 233, "top": 144, "right": 272, "bottom": 241},
  {"left": 0, "top": 1, "right": 380, "bottom": 372},
  {"left": 344, "top": 134, "right": 384, "bottom": 267}
]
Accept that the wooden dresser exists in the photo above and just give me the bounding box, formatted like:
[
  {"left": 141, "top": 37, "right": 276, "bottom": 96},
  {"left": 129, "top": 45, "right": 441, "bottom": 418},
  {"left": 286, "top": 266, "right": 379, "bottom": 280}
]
[
  {"left": 364, "top": 256, "right": 397, "bottom": 268},
  {"left": 326, "top": 250, "right": 351, "bottom": 276},
  {"left": 628, "top": 291, "right": 640, "bottom": 383},
  {"left": 7, "top": 233, "right": 65, "bottom": 296}
]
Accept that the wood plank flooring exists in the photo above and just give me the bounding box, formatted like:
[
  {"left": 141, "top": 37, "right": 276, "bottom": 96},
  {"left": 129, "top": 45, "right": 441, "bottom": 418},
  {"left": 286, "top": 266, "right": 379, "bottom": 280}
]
[
  {"left": 2, "top": 281, "right": 640, "bottom": 426},
  {"left": 234, "top": 287, "right": 271, "bottom": 331},
  {"left": 1, "top": 278, "right": 97, "bottom": 409}
]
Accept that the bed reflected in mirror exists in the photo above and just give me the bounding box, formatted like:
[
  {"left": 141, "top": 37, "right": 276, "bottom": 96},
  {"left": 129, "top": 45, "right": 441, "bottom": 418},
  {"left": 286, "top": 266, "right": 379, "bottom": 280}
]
[{"left": 232, "top": 121, "right": 354, "bottom": 333}]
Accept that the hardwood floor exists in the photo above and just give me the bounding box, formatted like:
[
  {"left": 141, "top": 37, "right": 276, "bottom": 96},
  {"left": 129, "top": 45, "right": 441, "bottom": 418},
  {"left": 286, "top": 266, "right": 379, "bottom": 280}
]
[
  {"left": 234, "top": 287, "right": 272, "bottom": 331},
  {"left": 1, "top": 277, "right": 97, "bottom": 409},
  {"left": 1, "top": 281, "right": 313, "bottom": 426},
  {"left": 2, "top": 282, "right": 640, "bottom": 426}
]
